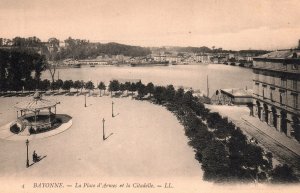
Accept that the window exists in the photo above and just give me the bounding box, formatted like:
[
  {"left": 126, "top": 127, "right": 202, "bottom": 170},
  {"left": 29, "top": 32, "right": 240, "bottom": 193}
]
[
  {"left": 281, "top": 78, "right": 286, "bottom": 87},
  {"left": 280, "top": 93, "right": 283, "bottom": 105},
  {"left": 292, "top": 64, "right": 298, "bottom": 70},
  {"left": 270, "top": 89, "right": 273, "bottom": 101},
  {"left": 292, "top": 80, "right": 297, "bottom": 90},
  {"left": 293, "top": 95, "right": 298, "bottom": 109}
]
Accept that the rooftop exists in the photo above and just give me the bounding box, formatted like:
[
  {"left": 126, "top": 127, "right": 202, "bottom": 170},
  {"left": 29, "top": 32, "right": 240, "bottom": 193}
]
[
  {"left": 221, "top": 88, "right": 253, "bottom": 97},
  {"left": 14, "top": 92, "right": 58, "bottom": 111},
  {"left": 256, "top": 50, "right": 300, "bottom": 59}
]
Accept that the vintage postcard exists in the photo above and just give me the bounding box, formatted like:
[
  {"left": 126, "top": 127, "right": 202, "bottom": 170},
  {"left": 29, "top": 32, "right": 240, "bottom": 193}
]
[{"left": 0, "top": 0, "right": 299, "bottom": 192}]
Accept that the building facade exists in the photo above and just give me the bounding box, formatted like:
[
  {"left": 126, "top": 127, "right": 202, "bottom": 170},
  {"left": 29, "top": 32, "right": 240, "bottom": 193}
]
[
  {"left": 252, "top": 50, "right": 300, "bottom": 142},
  {"left": 211, "top": 88, "right": 253, "bottom": 105}
]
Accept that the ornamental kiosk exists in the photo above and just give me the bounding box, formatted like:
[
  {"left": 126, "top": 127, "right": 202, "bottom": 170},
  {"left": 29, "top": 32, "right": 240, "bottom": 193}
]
[{"left": 14, "top": 92, "right": 59, "bottom": 134}]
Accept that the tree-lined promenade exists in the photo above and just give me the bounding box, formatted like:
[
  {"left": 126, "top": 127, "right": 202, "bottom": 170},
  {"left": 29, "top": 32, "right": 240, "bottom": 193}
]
[{"left": 0, "top": 75, "right": 298, "bottom": 183}]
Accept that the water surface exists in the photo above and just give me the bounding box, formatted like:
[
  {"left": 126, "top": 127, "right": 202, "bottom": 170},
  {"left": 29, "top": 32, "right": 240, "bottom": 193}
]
[{"left": 42, "top": 64, "right": 253, "bottom": 96}]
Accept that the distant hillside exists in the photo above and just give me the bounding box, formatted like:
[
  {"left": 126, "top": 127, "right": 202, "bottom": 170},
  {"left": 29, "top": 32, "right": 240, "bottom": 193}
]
[
  {"left": 96, "top": 42, "right": 151, "bottom": 57},
  {"left": 56, "top": 41, "right": 151, "bottom": 60},
  {"left": 150, "top": 46, "right": 212, "bottom": 53},
  {"left": 150, "top": 46, "right": 270, "bottom": 55},
  {"left": 0, "top": 36, "right": 152, "bottom": 60},
  {"left": 177, "top": 46, "right": 212, "bottom": 53}
]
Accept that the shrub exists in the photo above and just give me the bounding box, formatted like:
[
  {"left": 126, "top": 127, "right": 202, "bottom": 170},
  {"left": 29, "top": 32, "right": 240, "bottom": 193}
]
[
  {"left": 270, "top": 164, "right": 299, "bottom": 183},
  {"left": 10, "top": 123, "right": 21, "bottom": 134}
]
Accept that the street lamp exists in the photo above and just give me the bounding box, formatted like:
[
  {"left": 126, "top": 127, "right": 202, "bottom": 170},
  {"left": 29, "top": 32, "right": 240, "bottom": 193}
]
[
  {"left": 102, "top": 118, "right": 105, "bottom": 140},
  {"left": 25, "top": 139, "right": 29, "bottom": 168},
  {"left": 112, "top": 101, "right": 114, "bottom": 117},
  {"left": 84, "top": 93, "right": 87, "bottom": 107}
]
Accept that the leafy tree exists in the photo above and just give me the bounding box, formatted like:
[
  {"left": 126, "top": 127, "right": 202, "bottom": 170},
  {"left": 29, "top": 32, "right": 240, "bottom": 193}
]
[
  {"left": 55, "top": 79, "right": 64, "bottom": 90},
  {"left": 188, "top": 126, "right": 213, "bottom": 154},
  {"left": 228, "top": 128, "right": 248, "bottom": 177},
  {"left": 124, "top": 82, "right": 131, "bottom": 94},
  {"left": 165, "top": 85, "right": 176, "bottom": 102},
  {"left": 108, "top": 80, "right": 120, "bottom": 96},
  {"left": 129, "top": 82, "right": 137, "bottom": 95},
  {"left": 119, "top": 83, "right": 126, "bottom": 94},
  {"left": 153, "top": 86, "right": 166, "bottom": 104},
  {"left": 98, "top": 81, "right": 106, "bottom": 96},
  {"left": 213, "top": 119, "right": 235, "bottom": 140},
  {"left": 174, "top": 87, "right": 185, "bottom": 103},
  {"left": 0, "top": 50, "right": 9, "bottom": 91},
  {"left": 1, "top": 49, "right": 46, "bottom": 91},
  {"left": 242, "top": 144, "right": 264, "bottom": 170},
  {"left": 207, "top": 112, "right": 223, "bottom": 129},
  {"left": 265, "top": 152, "right": 273, "bottom": 170},
  {"left": 137, "top": 83, "right": 147, "bottom": 98},
  {"left": 38, "top": 79, "right": 50, "bottom": 91},
  {"left": 12, "top": 36, "right": 42, "bottom": 47},
  {"left": 270, "top": 164, "right": 298, "bottom": 183},
  {"left": 80, "top": 80, "right": 85, "bottom": 93},
  {"left": 50, "top": 81, "right": 59, "bottom": 91},
  {"left": 202, "top": 140, "right": 230, "bottom": 181},
  {"left": 182, "top": 90, "right": 194, "bottom": 106},
  {"left": 23, "top": 77, "right": 37, "bottom": 91},
  {"left": 73, "top": 80, "right": 83, "bottom": 93},
  {"left": 48, "top": 37, "right": 60, "bottom": 48},
  {"left": 85, "top": 81, "right": 95, "bottom": 95},
  {"left": 62, "top": 80, "right": 73, "bottom": 92},
  {"left": 189, "top": 99, "right": 210, "bottom": 119},
  {"left": 146, "top": 82, "right": 154, "bottom": 97}
]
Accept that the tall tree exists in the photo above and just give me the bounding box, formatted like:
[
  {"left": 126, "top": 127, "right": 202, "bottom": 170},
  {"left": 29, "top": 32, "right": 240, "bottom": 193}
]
[
  {"left": 73, "top": 80, "right": 82, "bottom": 93},
  {"left": 108, "top": 80, "right": 120, "bottom": 96},
  {"left": 85, "top": 81, "right": 95, "bottom": 96},
  {"left": 98, "top": 81, "right": 106, "bottom": 96},
  {"left": 146, "top": 82, "right": 154, "bottom": 97},
  {"left": 202, "top": 140, "right": 230, "bottom": 181}
]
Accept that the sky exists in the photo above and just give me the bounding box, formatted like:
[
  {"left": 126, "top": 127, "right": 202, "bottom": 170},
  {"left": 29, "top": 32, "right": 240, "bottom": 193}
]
[{"left": 1, "top": 0, "right": 300, "bottom": 50}]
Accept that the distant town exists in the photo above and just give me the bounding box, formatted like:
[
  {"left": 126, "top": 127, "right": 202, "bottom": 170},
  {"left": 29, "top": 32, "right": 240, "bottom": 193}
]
[{"left": 0, "top": 36, "right": 273, "bottom": 68}]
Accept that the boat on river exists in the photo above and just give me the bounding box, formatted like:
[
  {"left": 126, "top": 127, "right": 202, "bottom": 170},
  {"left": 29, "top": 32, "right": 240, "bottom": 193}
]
[
  {"left": 131, "top": 61, "right": 169, "bottom": 67},
  {"left": 72, "top": 63, "right": 81, "bottom": 68}
]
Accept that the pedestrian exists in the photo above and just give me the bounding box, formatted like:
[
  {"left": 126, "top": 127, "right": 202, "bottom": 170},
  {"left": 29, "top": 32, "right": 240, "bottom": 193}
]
[{"left": 33, "top": 150, "right": 39, "bottom": 162}]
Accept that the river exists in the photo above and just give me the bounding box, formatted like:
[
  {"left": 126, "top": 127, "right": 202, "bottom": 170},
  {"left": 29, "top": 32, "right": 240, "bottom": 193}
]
[{"left": 42, "top": 63, "right": 253, "bottom": 96}]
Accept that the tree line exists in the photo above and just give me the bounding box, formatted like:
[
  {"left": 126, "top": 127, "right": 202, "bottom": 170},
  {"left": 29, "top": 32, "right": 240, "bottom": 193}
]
[
  {"left": 0, "top": 49, "right": 46, "bottom": 92},
  {"left": 1, "top": 36, "right": 151, "bottom": 61},
  {"left": 55, "top": 41, "right": 151, "bottom": 60}
]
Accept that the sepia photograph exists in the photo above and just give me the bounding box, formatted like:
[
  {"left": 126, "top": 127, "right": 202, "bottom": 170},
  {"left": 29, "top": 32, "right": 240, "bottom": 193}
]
[{"left": 0, "top": 0, "right": 299, "bottom": 192}]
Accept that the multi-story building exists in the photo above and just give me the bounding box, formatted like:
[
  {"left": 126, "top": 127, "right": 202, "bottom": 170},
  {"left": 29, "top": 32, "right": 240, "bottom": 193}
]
[
  {"left": 153, "top": 55, "right": 166, "bottom": 62},
  {"left": 195, "top": 53, "right": 211, "bottom": 63},
  {"left": 251, "top": 49, "right": 300, "bottom": 142}
]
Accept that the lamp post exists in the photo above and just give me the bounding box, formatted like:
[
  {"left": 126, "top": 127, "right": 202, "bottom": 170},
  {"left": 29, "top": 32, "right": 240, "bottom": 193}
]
[
  {"left": 25, "top": 139, "right": 29, "bottom": 168},
  {"left": 102, "top": 118, "right": 105, "bottom": 140},
  {"left": 112, "top": 101, "right": 114, "bottom": 117},
  {"left": 84, "top": 93, "right": 87, "bottom": 107}
]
